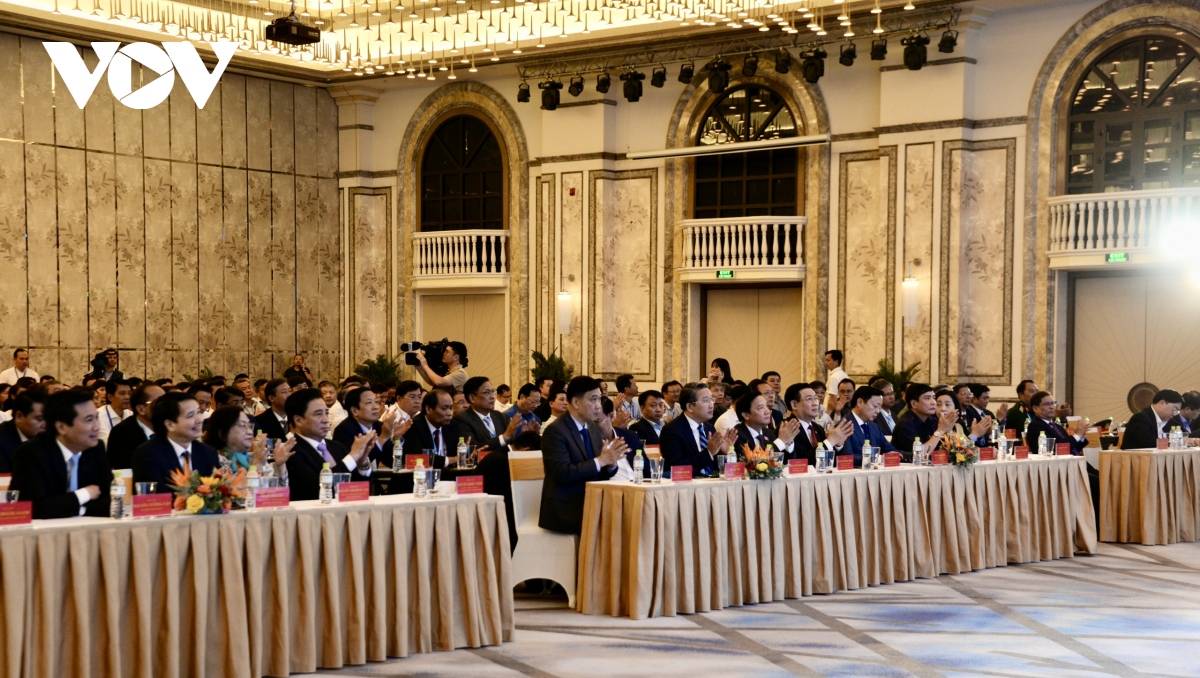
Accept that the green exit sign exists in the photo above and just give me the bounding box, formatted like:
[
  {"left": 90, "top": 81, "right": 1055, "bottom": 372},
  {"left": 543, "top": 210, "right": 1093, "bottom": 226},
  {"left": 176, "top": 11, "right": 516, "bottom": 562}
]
[
  {"left": 716, "top": 270, "right": 735, "bottom": 279},
  {"left": 1106, "top": 252, "right": 1129, "bottom": 263}
]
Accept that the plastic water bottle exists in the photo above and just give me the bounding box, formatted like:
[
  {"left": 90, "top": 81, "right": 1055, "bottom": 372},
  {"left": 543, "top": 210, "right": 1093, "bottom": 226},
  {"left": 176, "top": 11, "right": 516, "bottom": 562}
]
[
  {"left": 245, "top": 465, "right": 260, "bottom": 511},
  {"left": 1171, "top": 426, "right": 1182, "bottom": 450},
  {"left": 319, "top": 462, "right": 334, "bottom": 504},
  {"left": 1038, "top": 431, "right": 1048, "bottom": 457},
  {"left": 633, "top": 449, "right": 644, "bottom": 485},
  {"left": 457, "top": 437, "right": 470, "bottom": 459},
  {"left": 725, "top": 449, "right": 737, "bottom": 474},
  {"left": 109, "top": 471, "right": 126, "bottom": 519},
  {"left": 912, "top": 439, "right": 923, "bottom": 466},
  {"left": 392, "top": 437, "right": 405, "bottom": 473},
  {"left": 414, "top": 459, "right": 428, "bottom": 498},
  {"left": 862, "top": 440, "right": 873, "bottom": 469}
]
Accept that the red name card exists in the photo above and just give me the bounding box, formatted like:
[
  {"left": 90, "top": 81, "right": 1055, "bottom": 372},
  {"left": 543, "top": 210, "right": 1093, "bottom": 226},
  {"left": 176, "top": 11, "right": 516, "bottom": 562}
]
[
  {"left": 255, "top": 487, "right": 290, "bottom": 509},
  {"left": 0, "top": 501, "right": 31, "bottom": 527},
  {"left": 131, "top": 493, "right": 172, "bottom": 518},
  {"left": 725, "top": 462, "right": 746, "bottom": 479},
  {"left": 788, "top": 459, "right": 808, "bottom": 475},
  {"left": 979, "top": 447, "right": 996, "bottom": 462},
  {"left": 884, "top": 451, "right": 901, "bottom": 467},
  {"left": 932, "top": 450, "right": 949, "bottom": 466},
  {"left": 337, "top": 481, "right": 370, "bottom": 502},
  {"left": 1015, "top": 445, "right": 1030, "bottom": 459},
  {"left": 1157, "top": 438, "right": 1170, "bottom": 450},
  {"left": 1005, "top": 429, "right": 1017, "bottom": 440},
  {"left": 836, "top": 455, "right": 854, "bottom": 471},
  {"left": 457, "top": 475, "right": 484, "bottom": 494},
  {"left": 670, "top": 466, "right": 692, "bottom": 482},
  {"left": 406, "top": 454, "right": 430, "bottom": 470},
  {"left": 1056, "top": 442, "right": 1072, "bottom": 456}
]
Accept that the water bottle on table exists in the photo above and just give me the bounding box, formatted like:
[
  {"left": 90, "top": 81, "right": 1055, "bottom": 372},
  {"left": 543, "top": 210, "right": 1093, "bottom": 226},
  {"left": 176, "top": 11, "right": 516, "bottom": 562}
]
[
  {"left": 319, "top": 462, "right": 334, "bottom": 504},
  {"left": 413, "top": 459, "right": 428, "bottom": 498},
  {"left": 392, "top": 437, "right": 405, "bottom": 473},
  {"left": 633, "top": 449, "right": 644, "bottom": 485},
  {"left": 245, "top": 465, "right": 260, "bottom": 511},
  {"left": 1037, "top": 431, "right": 1048, "bottom": 457},
  {"left": 912, "top": 439, "right": 924, "bottom": 466},
  {"left": 110, "top": 470, "right": 126, "bottom": 519}
]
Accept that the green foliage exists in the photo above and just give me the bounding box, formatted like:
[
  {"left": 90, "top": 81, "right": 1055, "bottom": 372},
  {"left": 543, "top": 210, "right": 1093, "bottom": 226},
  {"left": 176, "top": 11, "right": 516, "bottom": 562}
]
[
  {"left": 353, "top": 354, "right": 405, "bottom": 387},
  {"left": 872, "top": 358, "right": 922, "bottom": 390},
  {"left": 182, "top": 367, "right": 215, "bottom": 383},
  {"left": 531, "top": 349, "right": 574, "bottom": 382}
]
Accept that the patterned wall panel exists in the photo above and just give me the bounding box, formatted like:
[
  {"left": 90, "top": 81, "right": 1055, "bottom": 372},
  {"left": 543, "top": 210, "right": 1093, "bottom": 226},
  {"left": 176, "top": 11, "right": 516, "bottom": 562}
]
[
  {"left": 589, "top": 168, "right": 658, "bottom": 380},
  {"left": 349, "top": 188, "right": 391, "bottom": 366},
  {"left": 902, "top": 143, "right": 934, "bottom": 382},
  {"left": 940, "top": 139, "right": 1016, "bottom": 384},
  {"left": 0, "top": 34, "right": 341, "bottom": 381},
  {"left": 535, "top": 175, "right": 554, "bottom": 354},
  {"left": 838, "top": 148, "right": 896, "bottom": 382},
  {"left": 560, "top": 172, "right": 584, "bottom": 372}
]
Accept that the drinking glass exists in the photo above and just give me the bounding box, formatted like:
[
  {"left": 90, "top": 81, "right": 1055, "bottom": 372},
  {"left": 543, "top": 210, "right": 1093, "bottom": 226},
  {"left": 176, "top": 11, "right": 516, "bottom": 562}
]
[
  {"left": 716, "top": 454, "right": 727, "bottom": 478},
  {"left": 134, "top": 482, "right": 157, "bottom": 495},
  {"left": 649, "top": 457, "right": 664, "bottom": 483},
  {"left": 0, "top": 490, "right": 18, "bottom": 503},
  {"left": 429, "top": 468, "right": 442, "bottom": 493},
  {"left": 332, "top": 473, "right": 352, "bottom": 498}
]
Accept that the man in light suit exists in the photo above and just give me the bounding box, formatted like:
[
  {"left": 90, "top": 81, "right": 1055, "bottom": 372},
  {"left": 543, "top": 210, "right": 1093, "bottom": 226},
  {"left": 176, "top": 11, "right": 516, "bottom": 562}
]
[
  {"left": 453, "top": 376, "right": 533, "bottom": 453},
  {"left": 539, "top": 376, "right": 628, "bottom": 535},
  {"left": 131, "top": 391, "right": 222, "bottom": 490},
  {"left": 658, "top": 383, "right": 736, "bottom": 477},
  {"left": 840, "top": 386, "right": 897, "bottom": 468}
]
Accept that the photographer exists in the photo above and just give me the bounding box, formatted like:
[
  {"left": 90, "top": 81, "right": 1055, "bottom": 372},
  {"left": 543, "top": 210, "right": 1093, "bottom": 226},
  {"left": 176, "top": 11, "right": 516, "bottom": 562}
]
[{"left": 413, "top": 341, "right": 469, "bottom": 393}]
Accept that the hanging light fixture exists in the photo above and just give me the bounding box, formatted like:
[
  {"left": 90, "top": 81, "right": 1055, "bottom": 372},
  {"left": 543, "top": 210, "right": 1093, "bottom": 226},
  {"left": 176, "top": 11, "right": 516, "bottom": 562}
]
[{"left": 902, "top": 260, "right": 920, "bottom": 327}]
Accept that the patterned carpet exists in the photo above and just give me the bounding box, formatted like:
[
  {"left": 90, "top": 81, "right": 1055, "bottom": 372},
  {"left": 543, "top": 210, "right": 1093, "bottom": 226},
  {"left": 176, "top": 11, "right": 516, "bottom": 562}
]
[{"left": 325, "top": 541, "right": 1200, "bottom": 677}]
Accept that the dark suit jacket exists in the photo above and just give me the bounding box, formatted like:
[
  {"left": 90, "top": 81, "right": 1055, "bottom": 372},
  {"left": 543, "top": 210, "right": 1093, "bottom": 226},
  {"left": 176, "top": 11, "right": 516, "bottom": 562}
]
[
  {"left": 733, "top": 422, "right": 784, "bottom": 459},
  {"left": 1120, "top": 407, "right": 1170, "bottom": 450},
  {"left": 453, "top": 409, "right": 511, "bottom": 452},
  {"left": 874, "top": 411, "right": 897, "bottom": 436},
  {"left": 254, "top": 410, "right": 288, "bottom": 440},
  {"left": 843, "top": 416, "right": 896, "bottom": 467},
  {"left": 628, "top": 418, "right": 663, "bottom": 445},
  {"left": 1005, "top": 403, "right": 1031, "bottom": 434},
  {"left": 1025, "top": 416, "right": 1086, "bottom": 455},
  {"left": 331, "top": 417, "right": 395, "bottom": 469},
  {"left": 891, "top": 411, "right": 938, "bottom": 462},
  {"left": 106, "top": 416, "right": 151, "bottom": 471},
  {"left": 790, "top": 418, "right": 827, "bottom": 466},
  {"left": 539, "top": 415, "right": 616, "bottom": 534},
  {"left": 615, "top": 427, "right": 652, "bottom": 479},
  {"left": 0, "top": 420, "right": 25, "bottom": 474},
  {"left": 286, "top": 436, "right": 365, "bottom": 501},
  {"left": 10, "top": 434, "right": 113, "bottom": 519},
  {"left": 401, "top": 415, "right": 461, "bottom": 465},
  {"left": 131, "top": 437, "right": 221, "bottom": 490},
  {"left": 658, "top": 415, "right": 717, "bottom": 477}
]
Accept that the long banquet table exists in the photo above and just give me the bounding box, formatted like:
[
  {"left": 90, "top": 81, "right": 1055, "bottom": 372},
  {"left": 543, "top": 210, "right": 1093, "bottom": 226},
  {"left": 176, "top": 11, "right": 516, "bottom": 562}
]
[
  {"left": 0, "top": 493, "right": 513, "bottom": 678},
  {"left": 577, "top": 457, "right": 1097, "bottom": 619},
  {"left": 1099, "top": 447, "right": 1200, "bottom": 545}
]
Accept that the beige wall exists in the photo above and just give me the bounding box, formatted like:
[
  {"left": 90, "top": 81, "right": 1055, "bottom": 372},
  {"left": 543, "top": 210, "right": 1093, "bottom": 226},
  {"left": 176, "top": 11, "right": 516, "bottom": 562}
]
[
  {"left": 705, "top": 287, "right": 805, "bottom": 388},
  {"left": 417, "top": 293, "right": 509, "bottom": 387}
]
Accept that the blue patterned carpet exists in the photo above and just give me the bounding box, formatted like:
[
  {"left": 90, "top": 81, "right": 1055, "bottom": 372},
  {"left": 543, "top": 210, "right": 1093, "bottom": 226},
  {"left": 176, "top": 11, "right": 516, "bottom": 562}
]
[{"left": 326, "top": 542, "right": 1200, "bottom": 677}]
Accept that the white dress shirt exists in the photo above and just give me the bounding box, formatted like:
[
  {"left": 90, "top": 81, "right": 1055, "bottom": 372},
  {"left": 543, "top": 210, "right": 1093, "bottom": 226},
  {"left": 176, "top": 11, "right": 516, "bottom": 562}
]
[
  {"left": 797, "top": 419, "right": 836, "bottom": 451},
  {"left": 743, "top": 424, "right": 794, "bottom": 454},
  {"left": 168, "top": 437, "right": 194, "bottom": 471},
  {"left": 714, "top": 408, "right": 740, "bottom": 434},
  {"left": 56, "top": 439, "right": 93, "bottom": 516},
  {"left": 825, "top": 367, "right": 849, "bottom": 400},
  {"left": 136, "top": 418, "right": 154, "bottom": 438},
  {"left": 1154, "top": 411, "right": 1169, "bottom": 439},
  {"left": 97, "top": 404, "right": 129, "bottom": 443},
  {"left": 684, "top": 414, "right": 712, "bottom": 457},
  {"left": 0, "top": 367, "right": 38, "bottom": 385},
  {"left": 297, "top": 433, "right": 369, "bottom": 474},
  {"left": 327, "top": 400, "right": 348, "bottom": 434},
  {"left": 424, "top": 419, "right": 449, "bottom": 456}
]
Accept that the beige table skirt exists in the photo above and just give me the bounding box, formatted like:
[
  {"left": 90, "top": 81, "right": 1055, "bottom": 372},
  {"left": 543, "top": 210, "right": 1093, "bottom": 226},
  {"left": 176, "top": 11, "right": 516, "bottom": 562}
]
[
  {"left": 577, "top": 458, "right": 1096, "bottom": 619},
  {"left": 0, "top": 495, "right": 513, "bottom": 678},
  {"left": 1100, "top": 448, "right": 1200, "bottom": 545}
]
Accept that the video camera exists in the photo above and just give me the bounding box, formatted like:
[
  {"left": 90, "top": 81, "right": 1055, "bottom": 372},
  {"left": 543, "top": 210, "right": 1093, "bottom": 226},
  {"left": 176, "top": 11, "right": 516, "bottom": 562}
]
[{"left": 402, "top": 338, "right": 452, "bottom": 376}]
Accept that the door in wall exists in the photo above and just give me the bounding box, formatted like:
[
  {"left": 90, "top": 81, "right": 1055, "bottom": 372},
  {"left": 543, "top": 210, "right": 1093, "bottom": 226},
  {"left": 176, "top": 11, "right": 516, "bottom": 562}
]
[
  {"left": 418, "top": 293, "right": 508, "bottom": 386},
  {"left": 704, "top": 286, "right": 803, "bottom": 387}
]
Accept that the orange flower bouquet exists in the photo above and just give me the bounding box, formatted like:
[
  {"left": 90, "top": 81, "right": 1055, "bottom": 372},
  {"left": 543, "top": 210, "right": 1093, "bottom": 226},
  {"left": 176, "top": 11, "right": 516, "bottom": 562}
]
[
  {"left": 168, "top": 467, "right": 246, "bottom": 514},
  {"left": 741, "top": 444, "right": 784, "bottom": 480},
  {"left": 943, "top": 432, "right": 979, "bottom": 469}
]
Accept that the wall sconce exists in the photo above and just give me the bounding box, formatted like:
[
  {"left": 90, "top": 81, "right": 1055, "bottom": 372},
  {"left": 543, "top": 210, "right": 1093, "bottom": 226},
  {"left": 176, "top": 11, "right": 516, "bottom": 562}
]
[
  {"left": 556, "top": 274, "right": 576, "bottom": 336},
  {"left": 902, "top": 259, "right": 920, "bottom": 327}
]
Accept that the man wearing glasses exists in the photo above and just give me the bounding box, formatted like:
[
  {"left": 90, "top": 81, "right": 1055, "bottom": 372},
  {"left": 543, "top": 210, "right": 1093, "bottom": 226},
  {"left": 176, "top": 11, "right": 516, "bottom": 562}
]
[
  {"left": 453, "top": 377, "right": 534, "bottom": 453},
  {"left": 1122, "top": 389, "right": 1198, "bottom": 449},
  {"left": 1024, "top": 391, "right": 1088, "bottom": 455}
]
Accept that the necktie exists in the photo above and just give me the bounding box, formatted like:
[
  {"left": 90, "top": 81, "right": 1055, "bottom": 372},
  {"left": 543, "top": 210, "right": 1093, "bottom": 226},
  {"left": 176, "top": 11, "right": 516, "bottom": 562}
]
[
  {"left": 66, "top": 453, "right": 80, "bottom": 492},
  {"left": 316, "top": 441, "right": 335, "bottom": 466},
  {"left": 698, "top": 424, "right": 709, "bottom": 451},
  {"left": 181, "top": 450, "right": 191, "bottom": 472},
  {"left": 434, "top": 428, "right": 442, "bottom": 455},
  {"left": 808, "top": 425, "right": 818, "bottom": 447},
  {"left": 579, "top": 427, "right": 595, "bottom": 458},
  {"left": 482, "top": 414, "right": 496, "bottom": 437}
]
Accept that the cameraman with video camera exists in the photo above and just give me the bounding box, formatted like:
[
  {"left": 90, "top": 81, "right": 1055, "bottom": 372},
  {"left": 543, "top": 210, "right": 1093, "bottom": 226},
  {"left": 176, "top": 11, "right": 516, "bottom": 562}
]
[{"left": 412, "top": 340, "right": 470, "bottom": 394}]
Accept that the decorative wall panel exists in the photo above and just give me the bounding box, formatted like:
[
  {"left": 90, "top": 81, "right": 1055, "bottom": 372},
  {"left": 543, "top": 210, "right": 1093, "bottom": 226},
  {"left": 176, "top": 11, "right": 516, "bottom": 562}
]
[
  {"left": 0, "top": 34, "right": 341, "bottom": 381},
  {"left": 902, "top": 143, "right": 934, "bottom": 382},
  {"left": 940, "top": 139, "right": 1016, "bottom": 384},
  {"left": 349, "top": 188, "right": 391, "bottom": 366},
  {"left": 535, "top": 175, "right": 555, "bottom": 354},
  {"left": 589, "top": 168, "right": 657, "bottom": 380},
  {"left": 560, "top": 172, "right": 584, "bottom": 372},
  {"left": 838, "top": 148, "right": 896, "bottom": 382}
]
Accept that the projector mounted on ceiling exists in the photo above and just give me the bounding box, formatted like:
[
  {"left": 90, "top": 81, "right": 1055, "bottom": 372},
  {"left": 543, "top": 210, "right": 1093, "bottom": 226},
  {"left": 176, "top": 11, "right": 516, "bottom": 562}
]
[{"left": 266, "top": 0, "right": 320, "bottom": 45}]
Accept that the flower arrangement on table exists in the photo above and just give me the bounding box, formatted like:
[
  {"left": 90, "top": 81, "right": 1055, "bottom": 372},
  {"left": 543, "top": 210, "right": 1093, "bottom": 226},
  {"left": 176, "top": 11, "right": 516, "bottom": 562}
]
[
  {"left": 942, "top": 432, "right": 979, "bottom": 469},
  {"left": 741, "top": 444, "right": 784, "bottom": 480},
  {"left": 168, "top": 467, "right": 247, "bottom": 514}
]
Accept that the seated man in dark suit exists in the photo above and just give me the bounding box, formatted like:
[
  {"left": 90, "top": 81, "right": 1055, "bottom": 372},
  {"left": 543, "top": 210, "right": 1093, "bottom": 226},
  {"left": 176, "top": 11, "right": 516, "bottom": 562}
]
[
  {"left": 732, "top": 390, "right": 799, "bottom": 458},
  {"left": 332, "top": 387, "right": 407, "bottom": 469},
  {"left": 1181, "top": 391, "right": 1200, "bottom": 435},
  {"left": 628, "top": 389, "right": 667, "bottom": 445},
  {"left": 955, "top": 384, "right": 980, "bottom": 428},
  {"left": 870, "top": 378, "right": 898, "bottom": 435},
  {"left": 749, "top": 379, "right": 784, "bottom": 428},
  {"left": 10, "top": 389, "right": 112, "bottom": 518},
  {"left": 454, "top": 376, "right": 532, "bottom": 454},
  {"left": 783, "top": 382, "right": 853, "bottom": 466},
  {"left": 1120, "top": 389, "right": 1194, "bottom": 449},
  {"left": 1005, "top": 379, "right": 1039, "bottom": 435},
  {"left": 399, "top": 388, "right": 461, "bottom": 464},
  {"left": 254, "top": 378, "right": 292, "bottom": 440},
  {"left": 968, "top": 383, "right": 1009, "bottom": 429},
  {"left": 132, "top": 391, "right": 222, "bottom": 490},
  {"left": 106, "top": 382, "right": 164, "bottom": 470},
  {"left": 0, "top": 388, "right": 46, "bottom": 473},
  {"left": 598, "top": 395, "right": 649, "bottom": 480},
  {"left": 285, "top": 388, "right": 376, "bottom": 501},
  {"left": 539, "top": 376, "right": 627, "bottom": 534},
  {"left": 659, "top": 383, "right": 737, "bottom": 477},
  {"left": 1023, "top": 391, "right": 1087, "bottom": 454},
  {"left": 891, "top": 383, "right": 959, "bottom": 463},
  {"left": 838, "top": 386, "right": 897, "bottom": 467}
]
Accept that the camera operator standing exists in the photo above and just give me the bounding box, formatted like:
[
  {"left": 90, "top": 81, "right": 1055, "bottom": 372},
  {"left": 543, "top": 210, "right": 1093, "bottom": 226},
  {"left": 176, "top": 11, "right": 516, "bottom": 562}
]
[{"left": 414, "top": 341, "right": 469, "bottom": 393}]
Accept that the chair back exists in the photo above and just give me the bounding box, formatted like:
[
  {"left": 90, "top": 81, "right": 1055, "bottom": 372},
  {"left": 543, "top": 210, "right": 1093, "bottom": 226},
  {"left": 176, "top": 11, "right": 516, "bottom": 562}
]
[{"left": 508, "top": 451, "right": 544, "bottom": 530}]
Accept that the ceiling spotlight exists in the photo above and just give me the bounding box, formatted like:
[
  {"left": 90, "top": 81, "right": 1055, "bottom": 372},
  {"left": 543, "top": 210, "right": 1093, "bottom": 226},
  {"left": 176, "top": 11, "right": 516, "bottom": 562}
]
[
  {"left": 705, "top": 58, "right": 731, "bottom": 93},
  {"left": 517, "top": 81, "right": 531, "bottom": 102},
  {"left": 651, "top": 65, "right": 667, "bottom": 88},
  {"left": 839, "top": 42, "right": 857, "bottom": 66},
  {"left": 902, "top": 33, "right": 930, "bottom": 70},
  {"left": 568, "top": 75, "right": 584, "bottom": 97},
  {"left": 540, "top": 79, "right": 563, "bottom": 110},
  {"left": 596, "top": 71, "right": 611, "bottom": 93},
  {"left": 801, "top": 48, "right": 826, "bottom": 83},
  {"left": 620, "top": 70, "right": 645, "bottom": 102},
  {"left": 742, "top": 53, "right": 758, "bottom": 77},
  {"left": 774, "top": 49, "right": 792, "bottom": 73},
  {"left": 939, "top": 29, "right": 958, "bottom": 53},
  {"left": 871, "top": 38, "right": 887, "bottom": 61},
  {"left": 679, "top": 61, "right": 695, "bottom": 83}
]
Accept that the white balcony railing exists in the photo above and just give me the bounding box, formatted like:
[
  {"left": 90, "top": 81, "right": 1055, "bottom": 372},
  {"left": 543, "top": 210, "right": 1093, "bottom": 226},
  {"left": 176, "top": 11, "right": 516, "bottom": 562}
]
[
  {"left": 412, "top": 229, "right": 508, "bottom": 276},
  {"left": 680, "top": 217, "right": 805, "bottom": 282},
  {"left": 1048, "top": 188, "right": 1200, "bottom": 253}
]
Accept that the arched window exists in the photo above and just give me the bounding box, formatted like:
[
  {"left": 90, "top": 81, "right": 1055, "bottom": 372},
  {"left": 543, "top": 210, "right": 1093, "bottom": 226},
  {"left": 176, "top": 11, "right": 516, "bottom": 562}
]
[
  {"left": 420, "top": 114, "right": 505, "bottom": 231},
  {"left": 693, "top": 85, "right": 801, "bottom": 218},
  {"left": 1067, "top": 35, "right": 1200, "bottom": 194}
]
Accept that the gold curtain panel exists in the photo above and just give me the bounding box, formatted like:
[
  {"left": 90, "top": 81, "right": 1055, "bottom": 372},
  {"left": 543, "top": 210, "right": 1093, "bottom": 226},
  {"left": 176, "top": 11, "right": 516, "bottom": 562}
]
[{"left": 1100, "top": 449, "right": 1200, "bottom": 545}]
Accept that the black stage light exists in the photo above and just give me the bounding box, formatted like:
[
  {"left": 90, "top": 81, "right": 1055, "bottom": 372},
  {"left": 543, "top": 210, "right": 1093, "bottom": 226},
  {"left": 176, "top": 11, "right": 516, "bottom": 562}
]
[
  {"left": 774, "top": 49, "right": 792, "bottom": 73},
  {"left": 705, "top": 58, "right": 731, "bottom": 93},
  {"left": 568, "top": 75, "right": 584, "bottom": 96},
  {"left": 801, "top": 48, "right": 826, "bottom": 83},
  {"left": 742, "top": 53, "right": 758, "bottom": 76},
  {"left": 839, "top": 42, "right": 857, "bottom": 67},
  {"left": 539, "top": 79, "right": 563, "bottom": 110},
  {"left": 620, "top": 70, "right": 645, "bottom": 101},
  {"left": 679, "top": 61, "right": 695, "bottom": 83},
  {"left": 902, "top": 33, "right": 930, "bottom": 70},
  {"left": 939, "top": 29, "right": 958, "bottom": 53},
  {"left": 596, "top": 71, "right": 611, "bottom": 93},
  {"left": 517, "top": 81, "right": 530, "bottom": 102},
  {"left": 870, "top": 38, "right": 887, "bottom": 61},
  {"left": 651, "top": 65, "right": 667, "bottom": 88}
]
